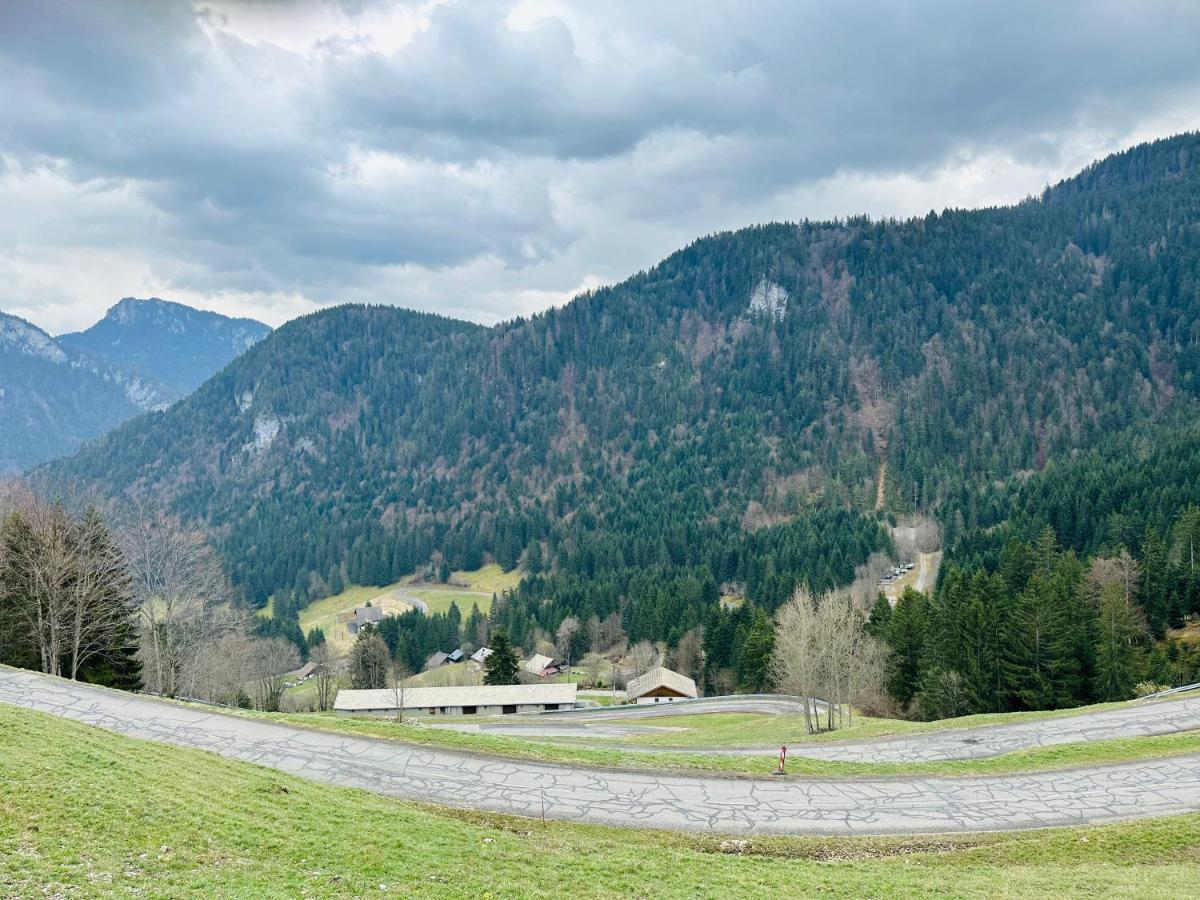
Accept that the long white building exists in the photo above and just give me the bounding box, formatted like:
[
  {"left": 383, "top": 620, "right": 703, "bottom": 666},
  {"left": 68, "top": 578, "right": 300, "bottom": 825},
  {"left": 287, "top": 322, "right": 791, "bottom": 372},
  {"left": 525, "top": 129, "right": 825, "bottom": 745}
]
[{"left": 333, "top": 682, "right": 578, "bottom": 716}]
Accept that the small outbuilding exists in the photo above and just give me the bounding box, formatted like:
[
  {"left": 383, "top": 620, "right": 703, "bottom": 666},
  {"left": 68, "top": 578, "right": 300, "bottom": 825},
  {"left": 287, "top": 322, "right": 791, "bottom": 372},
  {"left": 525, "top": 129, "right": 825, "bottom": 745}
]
[
  {"left": 425, "top": 651, "right": 450, "bottom": 670},
  {"left": 625, "top": 666, "right": 698, "bottom": 704},
  {"left": 334, "top": 683, "right": 578, "bottom": 717},
  {"left": 470, "top": 647, "right": 493, "bottom": 664},
  {"left": 523, "top": 653, "right": 554, "bottom": 676},
  {"left": 447, "top": 648, "right": 465, "bottom": 663},
  {"left": 289, "top": 661, "right": 318, "bottom": 682}
]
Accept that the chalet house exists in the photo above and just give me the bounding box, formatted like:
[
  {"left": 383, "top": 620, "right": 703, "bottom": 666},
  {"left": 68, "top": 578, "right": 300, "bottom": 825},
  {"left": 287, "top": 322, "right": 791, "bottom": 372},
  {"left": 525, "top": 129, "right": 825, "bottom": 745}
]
[
  {"left": 346, "top": 604, "right": 384, "bottom": 636},
  {"left": 625, "top": 666, "right": 698, "bottom": 704}
]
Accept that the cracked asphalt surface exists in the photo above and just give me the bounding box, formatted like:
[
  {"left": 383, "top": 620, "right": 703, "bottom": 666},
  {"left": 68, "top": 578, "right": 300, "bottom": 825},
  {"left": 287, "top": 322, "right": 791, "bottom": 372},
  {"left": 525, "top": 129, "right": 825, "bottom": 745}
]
[
  {"left": 460, "top": 693, "right": 1200, "bottom": 762},
  {"left": 4, "top": 666, "right": 1200, "bottom": 836}
]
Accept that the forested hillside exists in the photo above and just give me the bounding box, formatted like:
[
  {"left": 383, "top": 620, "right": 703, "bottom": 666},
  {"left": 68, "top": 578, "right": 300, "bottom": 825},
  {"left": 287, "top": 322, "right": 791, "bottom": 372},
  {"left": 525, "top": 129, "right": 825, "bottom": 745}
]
[{"left": 41, "top": 134, "right": 1200, "bottom": 663}]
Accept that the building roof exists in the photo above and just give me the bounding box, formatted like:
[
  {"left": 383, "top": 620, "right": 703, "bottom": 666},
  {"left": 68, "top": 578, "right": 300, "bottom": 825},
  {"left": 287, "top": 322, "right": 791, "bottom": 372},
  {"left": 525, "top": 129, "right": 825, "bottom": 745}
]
[
  {"left": 447, "top": 648, "right": 465, "bottom": 663},
  {"left": 625, "top": 666, "right": 698, "bottom": 701},
  {"left": 523, "top": 653, "right": 554, "bottom": 675},
  {"left": 425, "top": 651, "right": 450, "bottom": 669},
  {"left": 470, "top": 647, "right": 493, "bottom": 663},
  {"left": 355, "top": 605, "right": 384, "bottom": 626},
  {"left": 334, "top": 682, "right": 578, "bottom": 712},
  {"left": 290, "top": 661, "right": 318, "bottom": 680}
]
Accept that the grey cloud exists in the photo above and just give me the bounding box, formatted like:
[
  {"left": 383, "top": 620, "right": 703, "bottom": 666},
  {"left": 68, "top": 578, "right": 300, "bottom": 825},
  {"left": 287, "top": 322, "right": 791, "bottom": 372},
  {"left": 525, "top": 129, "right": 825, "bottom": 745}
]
[{"left": 1, "top": 0, "right": 1199, "bottom": 331}]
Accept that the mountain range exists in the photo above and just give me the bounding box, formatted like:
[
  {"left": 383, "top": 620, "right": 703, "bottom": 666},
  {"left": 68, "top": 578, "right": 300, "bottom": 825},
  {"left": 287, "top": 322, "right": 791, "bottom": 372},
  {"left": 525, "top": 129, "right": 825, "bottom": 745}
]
[
  {"left": 38, "top": 133, "right": 1200, "bottom": 631},
  {"left": 0, "top": 298, "right": 269, "bottom": 473}
]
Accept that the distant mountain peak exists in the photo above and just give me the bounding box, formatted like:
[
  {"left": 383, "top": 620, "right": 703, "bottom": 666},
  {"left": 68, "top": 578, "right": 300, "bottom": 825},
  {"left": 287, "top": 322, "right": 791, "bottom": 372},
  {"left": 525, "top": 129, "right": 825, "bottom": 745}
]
[
  {"left": 0, "top": 312, "right": 66, "bottom": 364},
  {"left": 59, "top": 298, "right": 271, "bottom": 397},
  {"left": 2, "top": 298, "right": 271, "bottom": 473}
]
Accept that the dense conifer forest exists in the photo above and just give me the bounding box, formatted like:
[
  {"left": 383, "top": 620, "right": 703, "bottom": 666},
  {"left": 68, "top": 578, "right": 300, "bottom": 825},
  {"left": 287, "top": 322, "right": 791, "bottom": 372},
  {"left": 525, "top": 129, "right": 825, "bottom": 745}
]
[{"left": 40, "top": 134, "right": 1200, "bottom": 703}]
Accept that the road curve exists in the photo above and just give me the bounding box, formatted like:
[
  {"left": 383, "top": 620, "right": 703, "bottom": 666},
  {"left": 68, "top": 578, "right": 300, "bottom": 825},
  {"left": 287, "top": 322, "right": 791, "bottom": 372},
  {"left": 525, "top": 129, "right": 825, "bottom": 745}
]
[
  {"left": 462, "top": 694, "right": 1200, "bottom": 762},
  {"left": 4, "top": 667, "right": 1200, "bottom": 836}
]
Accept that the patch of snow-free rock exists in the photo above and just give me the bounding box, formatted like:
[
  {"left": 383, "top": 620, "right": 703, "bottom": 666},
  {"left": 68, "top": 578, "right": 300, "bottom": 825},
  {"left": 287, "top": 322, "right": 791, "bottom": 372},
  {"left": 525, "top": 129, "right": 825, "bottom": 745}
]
[
  {"left": 0, "top": 316, "right": 67, "bottom": 363},
  {"left": 747, "top": 279, "right": 789, "bottom": 321},
  {"left": 245, "top": 414, "right": 281, "bottom": 457}
]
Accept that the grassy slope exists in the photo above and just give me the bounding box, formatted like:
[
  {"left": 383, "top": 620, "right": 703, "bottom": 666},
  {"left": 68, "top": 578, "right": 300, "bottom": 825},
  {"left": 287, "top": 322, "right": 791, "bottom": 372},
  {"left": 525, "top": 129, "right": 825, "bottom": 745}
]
[
  {"left": 450, "top": 562, "right": 522, "bottom": 593},
  {"left": 3, "top": 704, "right": 1200, "bottom": 899},
  {"left": 404, "top": 587, "right": 494, "bottom": 617},
  {"left": 291, "top": 567, "right": 500, "bottom": 651},
  {"left": 296, "top": 581, "right": 408, "bottom": 648}
]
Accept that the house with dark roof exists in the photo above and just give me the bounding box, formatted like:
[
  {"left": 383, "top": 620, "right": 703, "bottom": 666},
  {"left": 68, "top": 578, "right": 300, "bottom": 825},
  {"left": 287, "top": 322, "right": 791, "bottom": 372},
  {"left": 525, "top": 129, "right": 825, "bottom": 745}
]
[{"left": 346, "top": 604, "right": 385, "bottom": 636}]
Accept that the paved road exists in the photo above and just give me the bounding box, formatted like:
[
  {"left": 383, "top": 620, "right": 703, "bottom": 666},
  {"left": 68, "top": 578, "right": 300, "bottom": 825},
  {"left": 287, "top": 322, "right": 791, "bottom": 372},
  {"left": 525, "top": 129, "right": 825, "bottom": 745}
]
[
  {"left": 790, "top": 694, "right": 1200, "bottom": 762},
  {"left": 4, "top": 667, "right": 1200, "bottom": 836},
  {"left": 464, "top": 693, "right": 1200, "bottom": 762}
]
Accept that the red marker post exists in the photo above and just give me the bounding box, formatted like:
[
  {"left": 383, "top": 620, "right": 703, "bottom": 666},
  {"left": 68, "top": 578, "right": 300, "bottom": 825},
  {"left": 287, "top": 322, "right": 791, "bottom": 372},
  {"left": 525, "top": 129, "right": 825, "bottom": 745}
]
[{"left": 775, "top": 745, "right": 787, "bottom": 775}]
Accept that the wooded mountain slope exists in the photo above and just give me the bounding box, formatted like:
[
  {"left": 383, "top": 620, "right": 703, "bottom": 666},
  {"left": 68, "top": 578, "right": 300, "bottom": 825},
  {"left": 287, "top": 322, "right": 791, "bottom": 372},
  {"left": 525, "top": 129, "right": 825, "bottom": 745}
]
[
  {"left": 43, "top": 134, "right": 1200, "bottom": 619},
  {"left": 0, "top": 312, "right": 144, "bottom": 474},
  {"left": 1, "top": 298, "right": 269, "bottom": 473}
]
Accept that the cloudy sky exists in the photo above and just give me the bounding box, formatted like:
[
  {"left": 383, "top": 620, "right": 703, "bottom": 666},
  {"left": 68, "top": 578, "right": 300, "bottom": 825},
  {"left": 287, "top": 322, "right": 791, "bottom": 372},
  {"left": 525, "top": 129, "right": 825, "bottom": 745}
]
[{"left": 2, "top": 1, "right": 1200, "bottom": 333}]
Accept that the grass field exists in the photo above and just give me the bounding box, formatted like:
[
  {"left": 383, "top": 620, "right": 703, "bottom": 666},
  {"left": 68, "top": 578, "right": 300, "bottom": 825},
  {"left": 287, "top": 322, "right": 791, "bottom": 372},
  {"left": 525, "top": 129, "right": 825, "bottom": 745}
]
[
  {"left": 404, "top": 586, "right": 493, "bottom": 616},
  {"left": 295, "top": 580, "right": 410, "bottom": 649},
  {"left": 449, "top": 562, "right": 522, "bottom": 593},
  {"left": 4, "top": 703, "right": 1200, "bottom": 899},
  {"left": 290, "top": 569, "right": 499, "bottom": 652}
]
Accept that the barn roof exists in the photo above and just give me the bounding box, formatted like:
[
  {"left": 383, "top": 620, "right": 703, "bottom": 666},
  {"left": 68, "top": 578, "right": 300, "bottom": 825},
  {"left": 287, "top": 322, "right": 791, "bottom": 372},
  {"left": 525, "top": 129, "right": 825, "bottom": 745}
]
[
  {"left": 523, "top": 653, "right": 554, "bottom": 675},
  {"left": 625, "top": 666, "right": 698, "bottom": 700},
  {"left": 334, "top": 683, "right": 577, "bottom": 712}
]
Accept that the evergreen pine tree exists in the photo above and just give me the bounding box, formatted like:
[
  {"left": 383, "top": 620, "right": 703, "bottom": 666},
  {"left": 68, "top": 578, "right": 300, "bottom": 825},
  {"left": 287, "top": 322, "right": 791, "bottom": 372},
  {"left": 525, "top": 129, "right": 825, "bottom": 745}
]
[
  {"left": 1093, "top": 582, "right": 1145, "bottom": 701},
  {"left": 484, "top": 628, "right": 520, "bottom": 685}
]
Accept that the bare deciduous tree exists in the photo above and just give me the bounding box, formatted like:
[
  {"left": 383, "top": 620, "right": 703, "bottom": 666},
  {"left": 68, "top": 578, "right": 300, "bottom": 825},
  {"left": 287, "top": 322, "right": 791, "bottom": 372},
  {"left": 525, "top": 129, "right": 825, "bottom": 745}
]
[
  {"left": 65, "top": 508, "right": 138, "bottom": 681},
  {"left": 625, "top": 640, "right": 658, "bottom": 678},
  {"left": 115, "top": 507, "right": 234, "bottom": 697},
  {"left": 1, "top": 500, "right": 138, "bottom": 681},
  {"left": 250, "top": 637, "right": 301, "bottom": 712},
  {"left": 310, "top": 642, "right": 341, "bottom": 712},
  {"left": 190, "top": 631, "right": 255, "bottom": 706},
  {"left": 389, "top": 656, "right": 411, "bottom": 722},
  {"left": 581, "top": 651, "right": 605, "bottom": 688},
  {"left": 772, "top": 587, "right": 889, "bottom": 733},
  {"left": 669, "top": 628, "right": 704, "bottom": 683},
  {"left": 555, "top": 615, "right": 580, "bottom": 670}
]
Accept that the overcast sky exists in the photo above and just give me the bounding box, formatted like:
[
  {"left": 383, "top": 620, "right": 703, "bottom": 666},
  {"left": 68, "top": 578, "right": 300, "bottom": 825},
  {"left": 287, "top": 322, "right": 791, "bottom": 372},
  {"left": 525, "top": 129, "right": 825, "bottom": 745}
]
[{"left": 2, "top": 1, "right": 1200, "bottom": 333}]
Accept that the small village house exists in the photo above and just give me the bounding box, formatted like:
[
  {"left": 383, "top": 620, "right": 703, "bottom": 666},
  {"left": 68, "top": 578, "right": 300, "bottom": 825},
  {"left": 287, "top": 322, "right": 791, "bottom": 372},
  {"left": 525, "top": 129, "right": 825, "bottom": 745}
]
[{"left": 624, "top": 666, "right": 698, "bottom": 704}]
